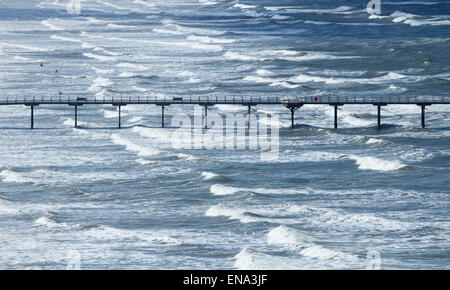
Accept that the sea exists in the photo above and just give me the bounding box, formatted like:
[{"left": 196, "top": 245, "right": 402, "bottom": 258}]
[{"left": 0, "top": 0, "right": 449, "bottom": 269}]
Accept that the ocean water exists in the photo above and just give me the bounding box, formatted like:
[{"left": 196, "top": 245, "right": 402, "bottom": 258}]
[{"left": 0, "top": 0, "right": 449, "bottom": 269}]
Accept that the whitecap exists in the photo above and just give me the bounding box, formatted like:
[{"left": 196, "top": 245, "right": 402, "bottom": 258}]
[
  {"left": 210, "top": 184, "right": 243, "bottom": 195},
  {"left": 83, "top": 52, "right": 117, "bottom": 62},
  {"left": 348, "top": 155, "right": 407, "bottom": 171},
  {"left": 110, "top": 134, "right": 160, "bottom": 157}
]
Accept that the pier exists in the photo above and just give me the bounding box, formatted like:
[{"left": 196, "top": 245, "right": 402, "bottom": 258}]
[{"left": 2, "top": 96, "right": 449, "bottom": 129}]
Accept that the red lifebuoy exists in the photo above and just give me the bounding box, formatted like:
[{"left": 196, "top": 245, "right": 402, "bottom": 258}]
[{"left": 313, "top": 96, "right": 318, "bottom": 102}]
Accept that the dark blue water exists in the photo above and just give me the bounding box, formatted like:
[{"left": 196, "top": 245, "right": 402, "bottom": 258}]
[{"left": 0, "top": 0, "right": 449, "bottom": 269}]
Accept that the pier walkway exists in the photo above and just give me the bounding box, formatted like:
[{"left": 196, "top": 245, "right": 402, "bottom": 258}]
[{"left": 1, "top": 96, "right": 448, "bottom": 129}]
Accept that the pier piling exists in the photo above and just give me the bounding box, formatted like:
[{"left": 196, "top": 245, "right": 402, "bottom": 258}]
[
  {"left": 69, "top": 104, "right": 81, "bottom": 128},
  {"left": 74, "top": 105, "right": 77, "bottom": 128},
  {"left": 31, "top": 105, "right": 34, "bottom": 129},
  {"left": 330, "top": 104, "right": 343, "bottom": 129},
  {"left": 157, "top": 104, "right": 169, "bottom": 128},
  {"left": 334, "top": 105, "right": 338, "bottom": 129},
  {"left": 204, "top": 105, "right": 208, "bottom": 129},
  {"left": 417, "top": 104, "right": 431, "bottom": 128},
  {"left": 373, "top": 104, "right": 387, "bottom": 130},
  {"left": 113, "top": 104, "right": 125, "bottom": 129},
  {"left": 421, "top": 105, "right": 426, "bottom": 128},
  {"left": 287, "top": 105, "right": 303, "bottom": 129},
  {"left": 4, "top": 96, "right": 448, "bottom": 130},
  {"left": 377, "top": 105, "right": 381, "bottom": 129},
  {"left": 25, "top": 104, "right": 38, "bottom": 129},
  {"left": 162, "top": 105, "right": 165, "bottom": 128}
]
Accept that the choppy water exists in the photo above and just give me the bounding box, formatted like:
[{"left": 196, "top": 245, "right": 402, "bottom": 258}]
[{"left": 0, "top": 0, "right": 449, "bottom": 269}]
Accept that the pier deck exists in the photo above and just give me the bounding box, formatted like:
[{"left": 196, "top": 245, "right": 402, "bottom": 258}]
[{"left": 1, "top": 96, "right": 449, "bottom": 129}]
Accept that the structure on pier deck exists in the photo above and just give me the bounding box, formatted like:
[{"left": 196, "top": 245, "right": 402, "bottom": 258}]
[{"left": 3, "top": 96, "right": 448, "bottom": 129}]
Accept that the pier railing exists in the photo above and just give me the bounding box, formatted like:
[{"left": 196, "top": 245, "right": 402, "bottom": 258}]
[
  {"left": 0, "top": 95, "right": 449, "bottom": 105},
  {"left": 0, "top": 95, "right": 448, "bottom": 129}
]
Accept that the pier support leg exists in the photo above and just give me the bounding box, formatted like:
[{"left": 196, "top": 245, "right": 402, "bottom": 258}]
[
  {"left": 113, "top": 104, "right": 126, "bottom": 129},
  {"left": 31, "top": 105, "right": 34, "bottom": 129},
  {"left": 291, "top": 108, "right": 295, "bottom": 129},
  {"left": 330, "top": 104, "right": 343, "bottom": 130},
  {"left": 377, "top": 105, "right": 381, "bottom": 129},
  {"left": 334, "top": 105, "right": 338, "bottom": 130},
  {"left": 118, "top": 105, "right": 121, "bottom": 129},
  {"left": 74, "top": 105, "right": 78, "bottom": 128},
  {"left": 25, "top": 104, "right": 39, "bottom": 129},
  {"left": 421, "top": 105, "right": 425, "bottom": 129},
  {"left": 248, "top": 105, "right": 251, "bottom": 129},
  {"left": 373, "top": 104, "right": 386, "bottom": 130},
  {"left": 162, "top": 105, "right": 165, "bottom": 128},
  {"left": 204, "top": 105, "right": 208, "bottom": 129},
  {"left": 287, "top": 105, "right": 302, "bottom": 129},
  {"left": 416, "top": 104, "right": 430, "bottom": 129}
]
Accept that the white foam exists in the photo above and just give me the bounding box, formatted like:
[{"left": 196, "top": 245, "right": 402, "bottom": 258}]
[
  {"left": 152, "top": 28, "right": 185, "bottom": 35},
  {"left": 107, "top": 23, "right": 136, "bottom": 29},
  {"left": 224, "top": 51, "right": 258, "bottom": 61},
  {"left": 205, "top": 205, "right": 260, "bottom": 223},
  {"left": 134, "top": 0, "right": 156, "bottom": 7},
  {"left": 390, "top": 11, "right": 450, "bottom": 26},
  {"left": 104, "top": 109, "right": 127, "bottom": 119},
  {"left": 161, "top": 22, "right": 224, "bottom": 36},
  {"left": 136, "top": 158, "right": 155, "bottom": 165},
  {"left": 187, "top": 35, "right": 236, "bottom": 44},
  {"left": 234, "top": 248, "right": 309, "bottom": 270},
  {"left": 243, "top": 75, "right": 273, "bottom": 83},
  {"left": 0, "top": 169, "right": 31, "bottom": 183},
  {"left": 300, "top": 245, "right": 358, "bottom": 261},
  {"left": 0, "top": 198, "right": 17, "bottom": 214},
  {"left": 215, "top": 104, "right": 247, "bottom": 112},
  {"left": 281, "top": 6, "right": 356, "bottom": 15},
  {"left": 81, "top": 42, "right": 96, "bottom": 49},
  {"left": 288, "top": 204, "right": 408, "bottom": 231},
  {"left": 13, "top": 55, "right": 33, "bottom": 61},
  {"left": 50, "top": 35, "right": 81, "bottom": 43},
  {"left": 133, "top": 86, "right": 149, "bottom": 92},
  {"left": 197, "top": 0, "right": 217, "bottom": 5},
  {"left": 84, "top": 52, "right": 117, "bottom": 62},
  {"left": 88, "top": 77, "right": 114, "bottom": 92},
  {"left": 305, "top": 20, "right": 332, "bottom": 25},
  {"left": 233, "top": 3, "right": 257, "bottom": 9},
  {"left": 348, "top": 155, "right": 407, "bottom": 171},
  {"left": 388, "top": 84, "right": 408, "bottom": 92},
  {"left": 269, "top": 81, "right": 300, "bottom": 89},
  {"left": 365, "top": 138, "right": 384, "bottom": 145},
  {"left": 42, "top": 19, "right": 65, "bottom": 31},
  {"left": 210, "top": 184, "right": 243, "bottom": 195},
  {"left": 256, "top": 69, "right": 275, "bottom": 76},
  {"left": 290, "top": 73, "right": 344, "bottom": 84},
  {"left": 86, "top": 17, "right": 103, "bottom": 24},
  {"left": 111, "top": 134, "right": 160, "bottom": 157},
  {"left": 63, "top": 117, "right": 89, "bottom": 127},
  {"left": 267, "top": 225, "right": 315, "bottom": 248},
  {"left": 34, "top": 216, "right": 63, "bottom": 228},
  {"left": 0, "top": 42, "right": 51, "bottom": 52},
  {"left": 117, "top": 62, "right": 149, "bottom": 71},
  {"left": 185, "top": 42, "right": 223, "bottom": 52},
  {"left": 201, "top": 171, "right": 219, "bottom": 180},
  {"left": 271, "top": 15, "right": 291, "bottom": 20},
  {"left": 119, "top": 72, "right": 138, "bottom": 78},
  {"left": 94, "top": 47, "right": 121, "bottom": 56}
]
